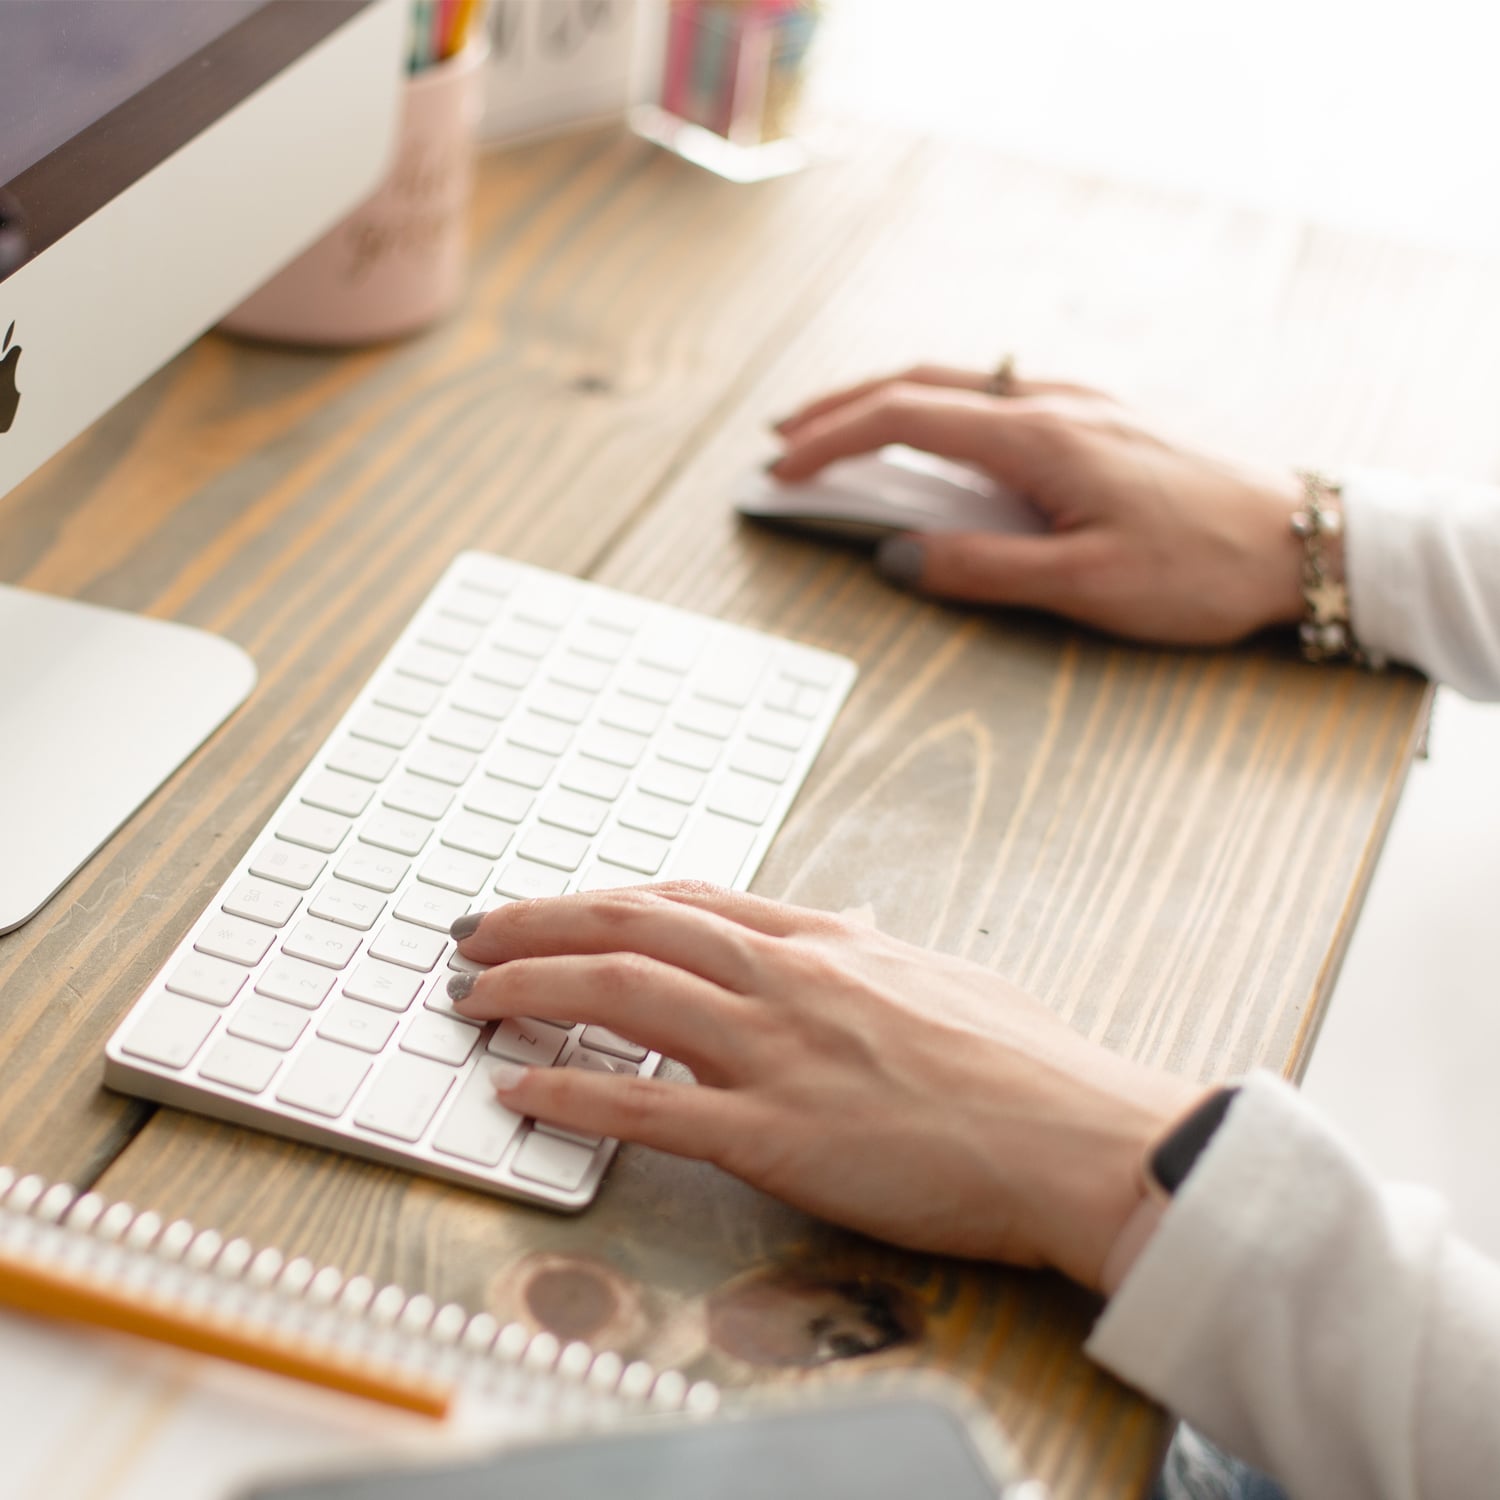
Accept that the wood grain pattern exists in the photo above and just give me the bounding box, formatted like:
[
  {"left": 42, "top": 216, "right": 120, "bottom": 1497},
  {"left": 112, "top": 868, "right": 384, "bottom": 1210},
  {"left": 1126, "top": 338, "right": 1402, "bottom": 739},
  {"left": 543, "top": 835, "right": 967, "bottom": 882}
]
[{"left": 1, "top": 128, "right": 1481, "bottom": 1496}]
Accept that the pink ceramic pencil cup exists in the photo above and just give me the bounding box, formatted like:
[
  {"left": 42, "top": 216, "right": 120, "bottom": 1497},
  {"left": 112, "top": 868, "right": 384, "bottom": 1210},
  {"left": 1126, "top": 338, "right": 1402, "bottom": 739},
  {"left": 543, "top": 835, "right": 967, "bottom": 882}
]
[{"left": 222, "top": 41, "right": 487, "bottom": 346}]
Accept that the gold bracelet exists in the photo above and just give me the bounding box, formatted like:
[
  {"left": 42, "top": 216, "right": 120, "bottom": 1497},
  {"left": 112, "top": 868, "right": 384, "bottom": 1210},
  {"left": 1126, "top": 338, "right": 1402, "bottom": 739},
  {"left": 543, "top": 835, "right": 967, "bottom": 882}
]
[{"left": 1290, "top": 470, "right": 1385, "bottom": 669}]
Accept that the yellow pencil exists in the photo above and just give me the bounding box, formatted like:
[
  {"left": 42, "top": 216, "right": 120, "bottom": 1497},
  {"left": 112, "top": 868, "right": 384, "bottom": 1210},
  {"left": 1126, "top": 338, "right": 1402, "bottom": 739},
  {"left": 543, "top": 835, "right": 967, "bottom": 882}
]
[{"left": 1, "top": 1248, "right": 453, "bottom": 1418}]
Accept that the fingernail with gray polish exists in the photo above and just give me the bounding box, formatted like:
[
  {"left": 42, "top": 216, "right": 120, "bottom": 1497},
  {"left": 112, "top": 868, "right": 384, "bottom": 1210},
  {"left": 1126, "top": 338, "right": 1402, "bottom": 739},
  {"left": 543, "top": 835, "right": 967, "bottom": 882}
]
[
  {"left": 875, "top": 536, "right": 925, "bottom": 589},
  {"left": 490, "top": 1060, "right": 528, "bottom": 1092},
  {"left": 450, "top": 912, "right": 483, "bottom": 940},
  {"left": 446, "top": 972, "right": 476, "bottom": 1003}
]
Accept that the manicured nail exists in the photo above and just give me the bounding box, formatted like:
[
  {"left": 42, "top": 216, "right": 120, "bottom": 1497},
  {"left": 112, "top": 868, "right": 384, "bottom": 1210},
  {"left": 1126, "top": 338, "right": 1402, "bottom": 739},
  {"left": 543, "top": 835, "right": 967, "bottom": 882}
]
[
  {"left": 875, "top": 536, "right": 925, "bottom": 589},
  {"left": 490, "top": 1060, "right": 528, "bottom": 1092},
  {"left": 450, "top": 912, "right": 483, "bottom": 940},
  {"left": 446, "top": 972, "right": 476, "bottom": 1003},
  {"left": 770, "top": 412, "right": 797, "bottom": 431},
  {"left": 762, "top": 456, "right": 785, "bottom": 475}
]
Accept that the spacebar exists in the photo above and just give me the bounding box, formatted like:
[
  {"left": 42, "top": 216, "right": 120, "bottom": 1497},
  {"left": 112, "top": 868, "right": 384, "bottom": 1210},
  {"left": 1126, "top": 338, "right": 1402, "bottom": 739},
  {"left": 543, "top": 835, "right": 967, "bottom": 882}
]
[{"left": 670, "top": 813, "right": 757, "bottom": 887}]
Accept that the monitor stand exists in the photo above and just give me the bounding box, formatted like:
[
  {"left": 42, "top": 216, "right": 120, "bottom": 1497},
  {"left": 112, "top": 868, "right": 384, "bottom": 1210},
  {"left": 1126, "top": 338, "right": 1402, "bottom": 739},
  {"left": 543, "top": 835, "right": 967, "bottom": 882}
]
[{"left": 0, "top": 586, "right": 257, "bottom": 934}]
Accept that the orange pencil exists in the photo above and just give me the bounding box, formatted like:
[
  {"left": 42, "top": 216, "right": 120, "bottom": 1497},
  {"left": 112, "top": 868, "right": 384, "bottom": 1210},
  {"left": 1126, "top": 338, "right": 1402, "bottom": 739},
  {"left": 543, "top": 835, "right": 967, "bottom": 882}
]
[
  {"left": 447, "top": 0, "right": 480, "bottom": 58},
  {"left": 1, "top": 1247, "right": 453, "bottom": 1418}
]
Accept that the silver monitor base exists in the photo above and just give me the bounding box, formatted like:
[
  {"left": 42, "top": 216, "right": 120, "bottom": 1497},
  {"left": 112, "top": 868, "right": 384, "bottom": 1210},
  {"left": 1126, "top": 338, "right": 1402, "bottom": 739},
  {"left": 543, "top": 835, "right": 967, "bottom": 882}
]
[{"left": 0, "top": 586, "right": 256, "bottom": 934}]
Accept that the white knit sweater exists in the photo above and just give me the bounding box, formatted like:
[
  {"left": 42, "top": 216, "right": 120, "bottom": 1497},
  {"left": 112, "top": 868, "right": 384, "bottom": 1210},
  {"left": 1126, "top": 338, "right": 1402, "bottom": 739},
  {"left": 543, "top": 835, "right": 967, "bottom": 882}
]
[{"left": 1085, "top": 470, "right": 1500, "bottom": 1498}]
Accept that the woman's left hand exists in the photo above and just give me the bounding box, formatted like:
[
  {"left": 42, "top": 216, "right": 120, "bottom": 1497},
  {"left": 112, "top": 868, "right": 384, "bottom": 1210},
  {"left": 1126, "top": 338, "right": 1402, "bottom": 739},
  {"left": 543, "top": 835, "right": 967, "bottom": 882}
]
[{"left": 451, "top": 883, "right": 1200, "bottom": 1292}]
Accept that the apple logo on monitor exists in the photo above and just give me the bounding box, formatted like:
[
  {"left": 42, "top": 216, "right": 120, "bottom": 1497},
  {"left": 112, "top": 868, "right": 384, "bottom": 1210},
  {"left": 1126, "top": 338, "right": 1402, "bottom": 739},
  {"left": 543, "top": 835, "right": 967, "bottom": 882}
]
[
  {"left": 0, "top": 318, "right": 19, "bottom": 432},
  {"left": 0, "top": 320, "right": 19, "bottom": 434}
]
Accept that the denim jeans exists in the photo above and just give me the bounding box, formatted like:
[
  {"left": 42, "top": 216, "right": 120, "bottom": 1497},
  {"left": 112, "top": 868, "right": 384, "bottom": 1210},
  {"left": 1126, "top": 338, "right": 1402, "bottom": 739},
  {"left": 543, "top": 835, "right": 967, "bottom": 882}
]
[{"left": 1153, "top": 1427, "right": 1291, "bottom": 1500}]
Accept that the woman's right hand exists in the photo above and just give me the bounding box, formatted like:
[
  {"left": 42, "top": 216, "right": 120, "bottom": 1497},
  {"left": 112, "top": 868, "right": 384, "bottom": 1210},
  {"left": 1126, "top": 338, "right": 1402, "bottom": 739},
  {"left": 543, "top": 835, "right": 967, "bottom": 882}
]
[{"left": 770, "top": 364, "right": 1308, "bottom": 647}]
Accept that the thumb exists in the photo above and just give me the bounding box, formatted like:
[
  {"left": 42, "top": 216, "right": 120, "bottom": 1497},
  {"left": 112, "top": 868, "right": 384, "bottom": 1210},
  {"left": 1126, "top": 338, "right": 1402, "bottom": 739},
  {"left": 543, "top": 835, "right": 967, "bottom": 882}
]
[{"left": 875, "top": 530, "right": 1084, "bottom": 611}]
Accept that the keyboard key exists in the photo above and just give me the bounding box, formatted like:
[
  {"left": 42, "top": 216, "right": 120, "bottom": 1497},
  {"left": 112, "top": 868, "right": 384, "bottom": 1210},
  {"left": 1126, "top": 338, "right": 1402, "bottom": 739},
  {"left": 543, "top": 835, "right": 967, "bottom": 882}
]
[
  {"left": 343, "top": 959, "right": 423, "bottom": 1012},
  {"left": 508, "top": 713, "right": 572, "bottom": 756},
  {"left": 658, "top": 727, "right": 721, "bottom": 772},
  {"left": 308, "top": 879, "right": 387, "bottom": 931},
  {"left": 198, "top": 1037, "right": 281, "bottom": 1095},
  {"left": 281, "top": 916, "right": 362, "bottom": 970},
  {"left": 227, "top": 996, "right": 310, "bottom": 1051},
  {"left": 195, "top": 914, "right": 276, "bottom": 967},
  {"left": 222, "top": 877, "right": 302, "bottom": 929},
  {"left": 449, "top": 679, "right": 517, "bottom": 722},
  {"left": 418, "top": 615, "right": 481, "bottom": 654},
  {"left": 694, "top": 642, "right": 768, "bottom": 709},
  {"left": 300, "top": 774, "right": 370, "bottom": 822},
  {"left": 405, "top": 742, "right": 476, "bottom": 788},
  {"left": 419, "top": 849, "right": 492, "bottom": 896},
  {"left": 706, "top": 771, "right": 778, "bottom": 826},
  {"left": 432, "top": 1066, "right": 525, "bottom": 1167},
  {"left": 368, "top": 919, "right": 447, "bottom": 972},
  {"left": 374, "top": 675, "right": 440, "bottom": 716},
  {"left": 382, "top": 773, "right": 453, "bottom": 821},
  {"left": 398, "top": 644, "right": 463, "bottom": 685},
  {"left": 599, "top": 695, "right": 662, "bottom": 736},
  {"left": 488, "top": 745, "right": 556, "bottom": 790},
  {"left": 528, "top": 681, "right": 593, "bottom": 725},
  {"left": 463, "top": 776, "right": 534, "bottom": 822},
  {"left": 472, "top": 647, "right": 536, "bottom": 689},
  {"left": 511, "top": 1130, "right": 595, "bottom": 1192},
  {"left": 354, "top": 1053, "right": 457, "bottom": 1143},
  {"left": 558, "top": 757, "right": 627, "bottom": 802},
  {"left": 615, "top": 664, "right": 679, "bottom": 705},
  {"left": 617, "top": 793, "right": 688, "bottom": 840},
  {"left": 276, "top": 1041, "right": 371, "bottom": 1118},
  {"left": 792, "top": 684, "right": 825, "bottom": 719},
  {"left": 518, "top": 826, "right": 590, "bottom": 874},
  {"left": 361, "top": 810, "right": 432, "bottom": 857},
  {"left": 568, "top": 1046, "right": 637, "bottom": 1076},
  {"left": 549, "top": 652, "right": 612, "bottom": 692},
  {"left": 334, "top": 843, "right": 410, "bottom": 893},
  {"left": 747, "top": 708, "right": 808, "bottom": 752},
  {"left": 670, "top": 812, "right": 756, "bottom": 886},
  {"left": 166, "top": 954, "right": 246, "bottom": 1008},
  {"left": 120, "top": 994, "right": 218, "bottom": 1069},
  {"left": 277, "top": 806, "right": 351, "bottom": 854},
  {"left": 597, "top": 829, "right": 670, "bottom": 876},
  {"left": 512, "top": 587, "right": 572, "bottom": 630},
  {"left": 317, "top": 998, "right": 397, "bottom": 1054},
  {"left": 394, "top": 882, "right": 471, "bottom": 932},
  {"left": 256, "top": 956, "right": 336, "bottom": 1009},
  {"left": 568, "top": 626, "right": 629, "bottom": 666},
  {"left": 441, "top": 811, "right": 514, "bottom": 861},
  {"left": 579, "top": 1026, "right": 648, "bottom": 1062},
  {"left": 636, "top": 759, "right": 704, "bottom": 805},
  {"left": 423, "top": 974, "right": 476, "bottom": 1020},
  {"left": 487, "top": 1018, "right": 569, "bottom": 1067},
  {"left": 401, "top": 1011, "right": 481, "bottom": 1067},
  {"left": 429, "top": 708, "right": 497, "bottom": 753},
  {"left": 324, "top": 738, "right": 398, "bottom": 783},
  {"left": 780, "top": 650, "right": 841, "bottom": 688},
  {"left": 764, "top": 677, "right": 798, "bottom": 713},
  {"left": 576, "top": 725, "right": 647, "bottom": 769},
  {"left": 576, "top": 864, "right": 639, "bottom": 893},
  {"left": 350, "top": 706, "right": 421, "bottom": 750},
  {"left": 728, "top": 740, "right": 794, "bottom": 784},
  {"left": 496, "top": 860, "right": 569, "bottom": 901},
  {"left": 673, "top": 698, "right": 738, "bottom": 740},
  {"left": 538, "top": 789, "right": 610, "bottom": 837},
  {"left": 496, "top": 620, "right": 557, "bottom": 659},
  {"left": 249, "top": 840, "right": 326, "bottom": 891},
  {"left": 441, "top": 585, "right": 504, "bottom": 626},
  {"left": 636, "top": 619, "right": 704, "bottom": 675}
]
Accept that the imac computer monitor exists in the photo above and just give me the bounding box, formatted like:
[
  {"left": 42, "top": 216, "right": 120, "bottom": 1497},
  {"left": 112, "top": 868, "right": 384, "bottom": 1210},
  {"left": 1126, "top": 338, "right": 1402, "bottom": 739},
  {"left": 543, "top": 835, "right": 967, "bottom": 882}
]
[{"left": 0, "top": 0, "right": 406, "bottom": 932}]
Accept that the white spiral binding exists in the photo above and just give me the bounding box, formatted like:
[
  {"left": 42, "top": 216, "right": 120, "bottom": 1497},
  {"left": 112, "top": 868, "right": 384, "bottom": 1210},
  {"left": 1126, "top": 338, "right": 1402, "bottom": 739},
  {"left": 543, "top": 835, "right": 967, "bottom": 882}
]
[{"left": 0, "top": 1165, "right": 719, "bottom": 1417}]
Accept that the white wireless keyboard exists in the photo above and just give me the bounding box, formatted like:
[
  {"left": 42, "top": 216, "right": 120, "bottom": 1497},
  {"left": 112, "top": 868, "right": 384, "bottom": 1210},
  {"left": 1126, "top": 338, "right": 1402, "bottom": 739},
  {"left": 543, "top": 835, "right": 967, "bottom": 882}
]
[{"left": 105, "top": 553, "right": 855, "bottom": 1210}]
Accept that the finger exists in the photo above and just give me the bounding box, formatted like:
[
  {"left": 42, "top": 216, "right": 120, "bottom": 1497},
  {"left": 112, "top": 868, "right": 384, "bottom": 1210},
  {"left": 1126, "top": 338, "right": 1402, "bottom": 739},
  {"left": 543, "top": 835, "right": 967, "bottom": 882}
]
[
  {"left": 875, "top": 529, "right": 1091, "bottom": 611},
  {"left": 455, "top": 886, "right": 763, "bottom": 990},
  {"left": 769, "top": 386, "right": 1054, "bottom": 490},
  {"left": 490, "top": 1061, "right": 749, "bottom": 1164},
  {"left": 774, "top": 364, "right": 991, "bottom": 435},
  {"left": 638, "top": 880, "right": 843, "bottom": 939},
  {"left": 452, "top": 952, "right": 739, "bottom": 1074}
]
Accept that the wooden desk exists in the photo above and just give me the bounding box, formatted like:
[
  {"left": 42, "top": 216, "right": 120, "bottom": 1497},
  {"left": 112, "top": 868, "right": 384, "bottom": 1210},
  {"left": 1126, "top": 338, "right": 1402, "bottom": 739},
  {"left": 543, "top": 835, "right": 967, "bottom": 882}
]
[{"left": 6, "top": 126, "right": 1487, "bottom": 1495}]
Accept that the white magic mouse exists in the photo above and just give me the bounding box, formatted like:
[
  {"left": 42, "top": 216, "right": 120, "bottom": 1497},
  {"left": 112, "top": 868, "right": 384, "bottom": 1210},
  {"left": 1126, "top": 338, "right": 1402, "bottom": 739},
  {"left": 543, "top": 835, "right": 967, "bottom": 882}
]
[{"left": 735, "top": 445, "right": 1047, "bottom": 545}]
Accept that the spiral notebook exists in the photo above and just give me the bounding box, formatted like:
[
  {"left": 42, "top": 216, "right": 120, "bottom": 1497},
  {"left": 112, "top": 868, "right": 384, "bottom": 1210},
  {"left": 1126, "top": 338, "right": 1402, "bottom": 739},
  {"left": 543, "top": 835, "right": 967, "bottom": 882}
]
[{"left": 0, "top": 1164, "right": 715, "bottom": 1500}]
